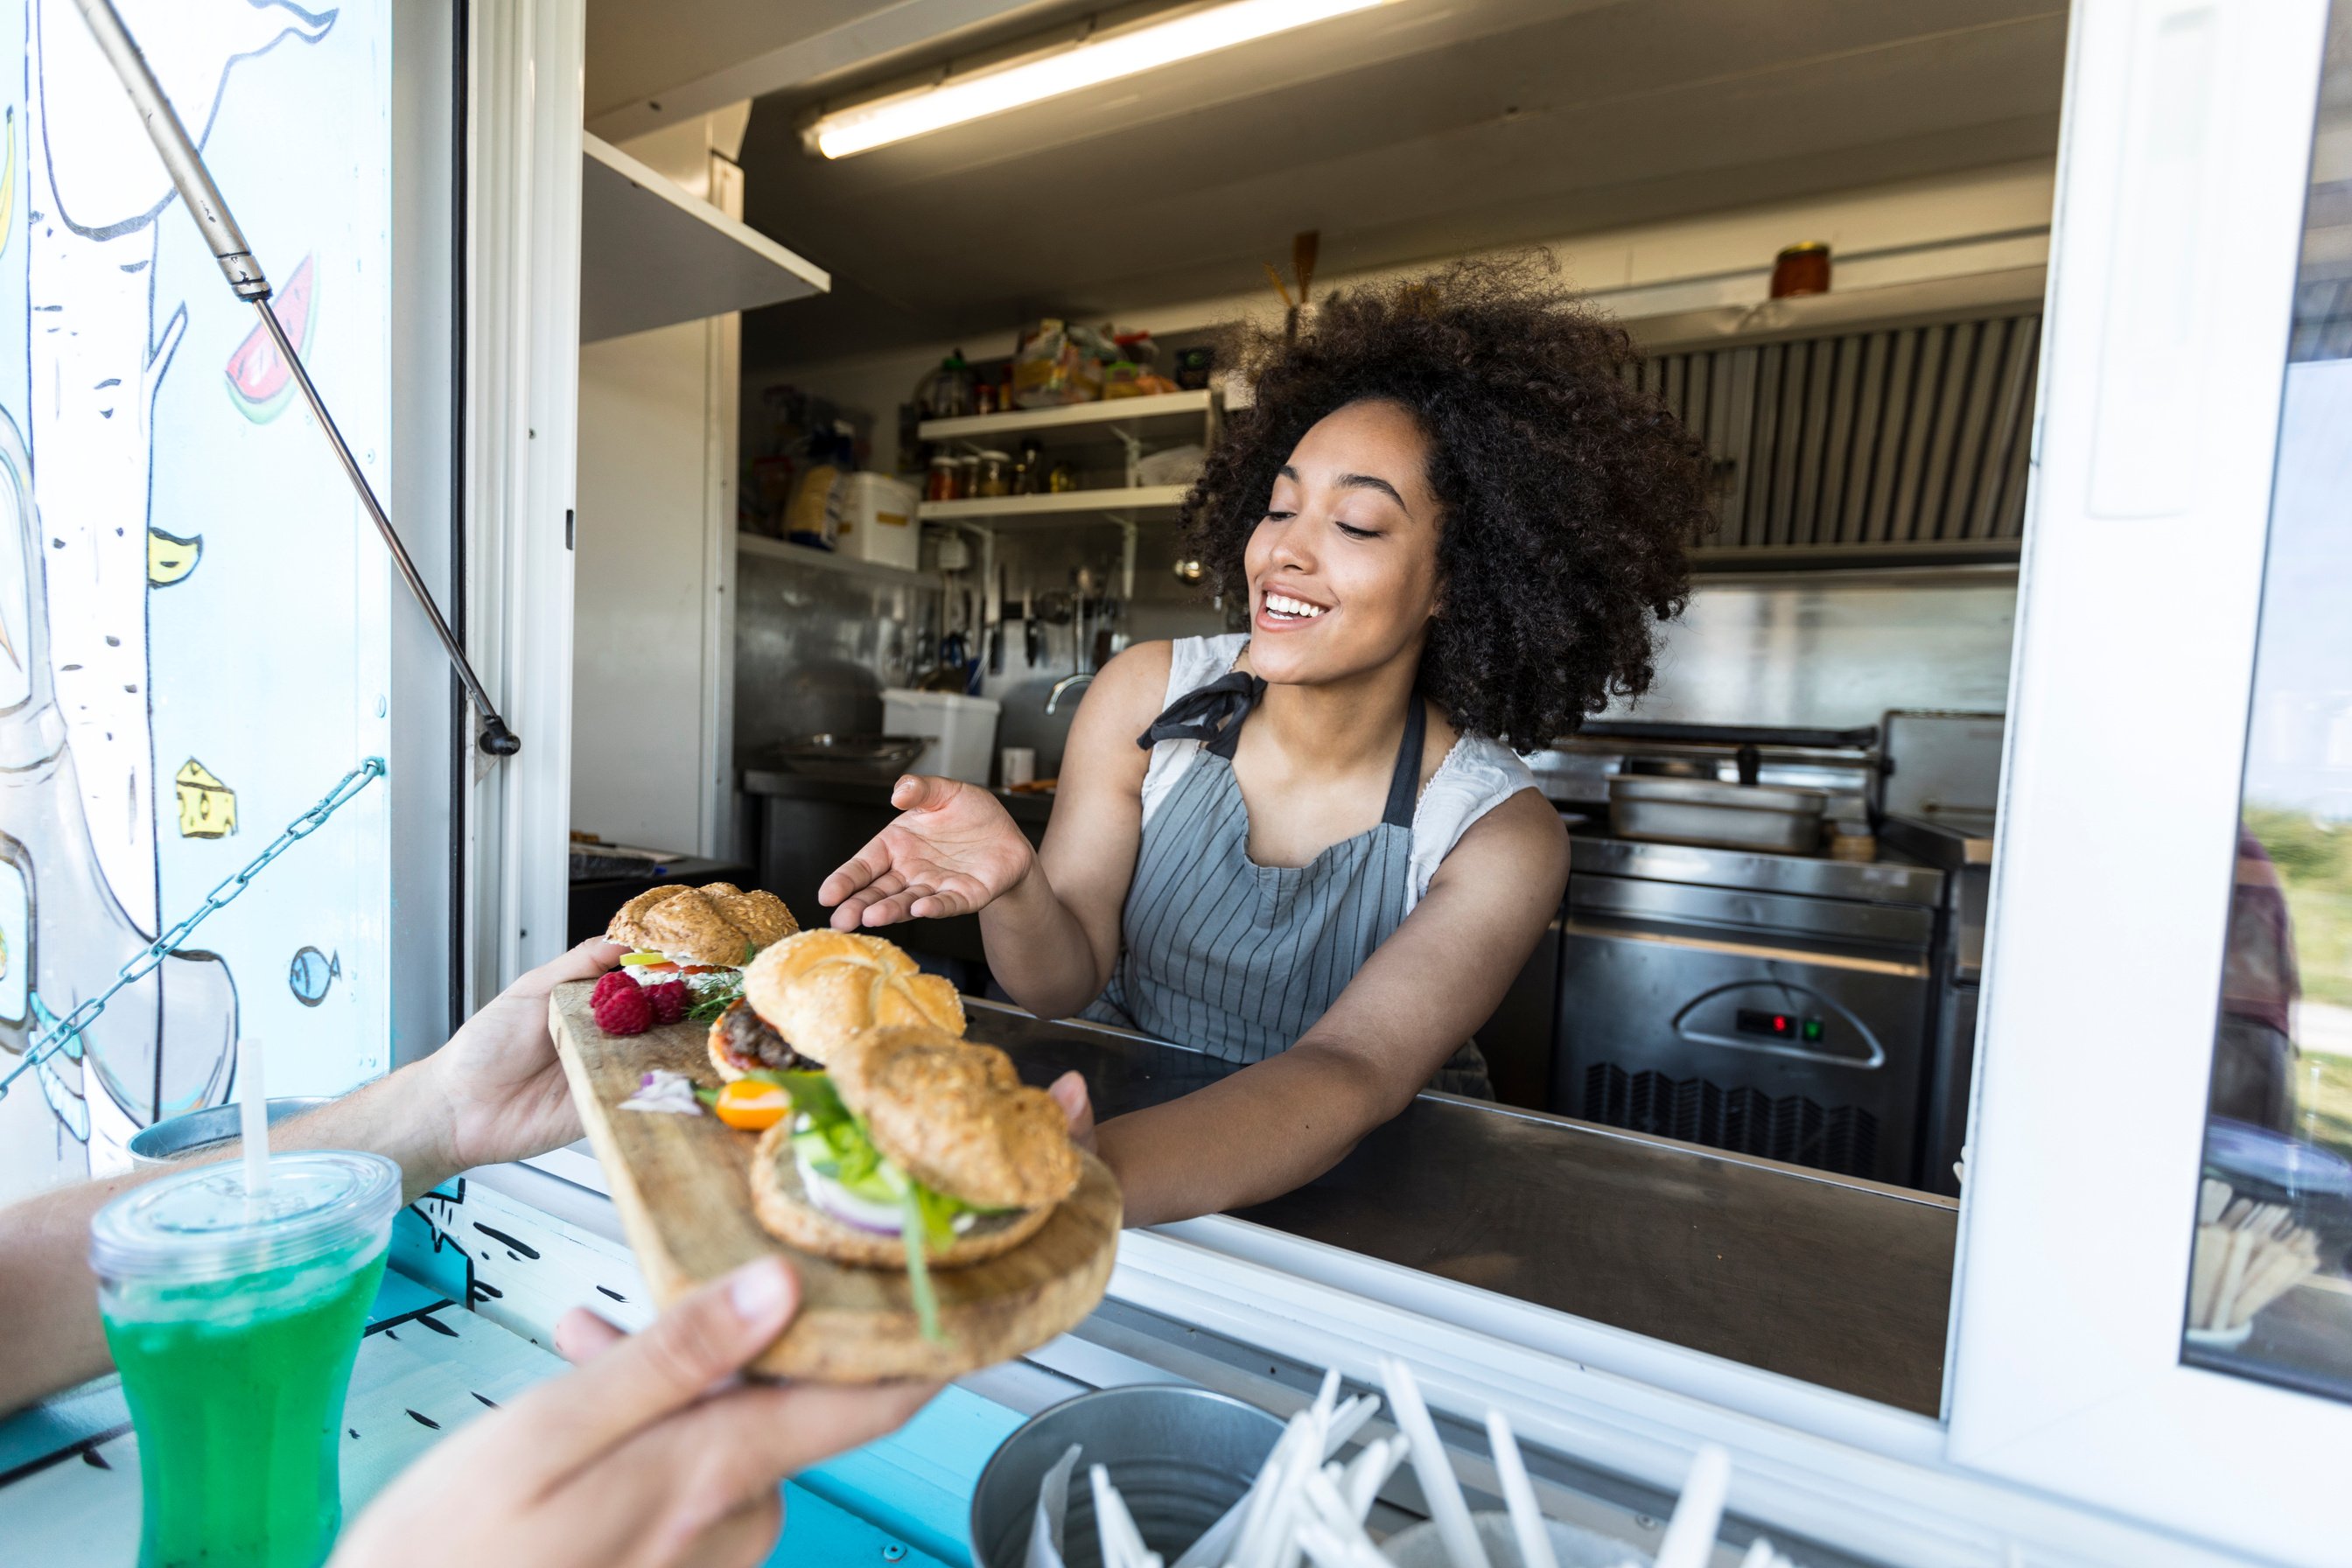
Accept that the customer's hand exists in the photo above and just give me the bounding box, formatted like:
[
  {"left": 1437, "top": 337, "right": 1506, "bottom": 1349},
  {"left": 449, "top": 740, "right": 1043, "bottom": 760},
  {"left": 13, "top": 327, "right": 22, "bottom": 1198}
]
[
  {"left": 332, "top": 1256, "right": 936, "bottom": 1568},
  {"left": 423, "top": 935, "right": 626, "bottom": 1173},
  {"left": 820, "top": 774, "right": 1037, "bottom": 928}
]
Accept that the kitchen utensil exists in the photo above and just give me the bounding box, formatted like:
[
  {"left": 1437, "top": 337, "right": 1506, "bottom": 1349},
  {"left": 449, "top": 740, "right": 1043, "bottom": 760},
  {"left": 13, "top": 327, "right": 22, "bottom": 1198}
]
[
  {"left": 990, "top": 566, "right": 1007, "bottom": 674},
  {"left": 549, "top": 983, "right": 1121, "bottom": 1382},
  {"left": 968, "top": 1385, "right": 1284, "bottom": 1568},
  {"left": 1606, "top": 776, "right": 1827, "bottom": 856}
]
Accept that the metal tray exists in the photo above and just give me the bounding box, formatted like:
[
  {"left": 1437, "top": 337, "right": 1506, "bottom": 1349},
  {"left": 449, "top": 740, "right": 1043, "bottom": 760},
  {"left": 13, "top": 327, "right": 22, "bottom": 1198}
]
[
  {"left": 752, "top": 732, "right": 926, "bottom": 780},
  {"left": 1607, "top": 774, "right": 1827, "bottom": 855}
]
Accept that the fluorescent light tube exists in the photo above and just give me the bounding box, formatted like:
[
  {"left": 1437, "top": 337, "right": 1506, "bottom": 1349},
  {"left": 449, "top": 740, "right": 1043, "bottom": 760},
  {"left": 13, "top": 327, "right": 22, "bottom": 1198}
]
[{"left": 808, "top": 0, "right": 1390, "bottom": 158}]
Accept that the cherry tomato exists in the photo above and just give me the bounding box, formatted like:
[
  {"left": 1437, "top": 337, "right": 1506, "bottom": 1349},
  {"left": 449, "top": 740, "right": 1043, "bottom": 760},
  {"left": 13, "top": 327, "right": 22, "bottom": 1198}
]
[{"left": 713, "top": 1079, "right": 789, "bottom": 1130}]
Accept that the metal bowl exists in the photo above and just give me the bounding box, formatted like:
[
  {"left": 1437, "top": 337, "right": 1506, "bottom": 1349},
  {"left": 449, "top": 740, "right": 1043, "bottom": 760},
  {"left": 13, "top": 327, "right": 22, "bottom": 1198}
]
[
  {"left": 969, "top": 1384, "right": 1285, "bottom": 1568},
  {"left": 127, "top": 1096, "right": 332, "bottom": 1167}
]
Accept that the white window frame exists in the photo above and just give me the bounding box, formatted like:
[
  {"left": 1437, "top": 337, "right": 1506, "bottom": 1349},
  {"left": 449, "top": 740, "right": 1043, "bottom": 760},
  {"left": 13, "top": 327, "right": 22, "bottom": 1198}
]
[
  {"left": 461, "top": 0, "right": 586, "bottom": 1004},
  {"left": 1945, "top": 2, "right": 2346, "bottom": 1560}
]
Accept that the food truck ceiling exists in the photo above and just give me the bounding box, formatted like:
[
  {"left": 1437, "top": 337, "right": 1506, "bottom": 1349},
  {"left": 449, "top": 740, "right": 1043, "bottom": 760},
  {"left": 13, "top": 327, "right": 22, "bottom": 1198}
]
[{"left": 579, "top": 0, "right": 2067, "bottom": 365}]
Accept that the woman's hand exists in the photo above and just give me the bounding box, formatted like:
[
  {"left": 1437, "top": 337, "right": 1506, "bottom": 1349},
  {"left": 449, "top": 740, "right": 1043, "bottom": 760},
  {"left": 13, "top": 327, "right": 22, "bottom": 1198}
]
[
  {"left": 421, "top": 935, "right": 626, "bottom": 1175},
  {"left": 1048, "top": 1071, "right": 1096, "bottom": 1154},
  {"left": 819, "top": 774, "right": 1037, "bottom": 929},
  {"left": 331, "top": 1256, "right": 936, "bottom": 1568}
]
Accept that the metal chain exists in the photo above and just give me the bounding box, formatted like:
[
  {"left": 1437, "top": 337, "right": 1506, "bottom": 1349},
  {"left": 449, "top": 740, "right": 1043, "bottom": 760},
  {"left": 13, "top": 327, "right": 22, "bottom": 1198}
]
[{"left": 0, "top": 755, "right": 388, "bottom": 1102}]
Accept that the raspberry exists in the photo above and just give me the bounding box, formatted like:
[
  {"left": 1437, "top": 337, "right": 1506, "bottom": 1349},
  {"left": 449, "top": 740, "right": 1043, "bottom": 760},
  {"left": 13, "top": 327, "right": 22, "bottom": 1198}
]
[
  {"left": 645, "top": 979, "right": 689, "bottom": 1026},
  {"left": 592, "top": 981, "right": 653, "bottom": 1035},
  {"left": 591, "top": 970, "right": 636, "bottom": 1006}
]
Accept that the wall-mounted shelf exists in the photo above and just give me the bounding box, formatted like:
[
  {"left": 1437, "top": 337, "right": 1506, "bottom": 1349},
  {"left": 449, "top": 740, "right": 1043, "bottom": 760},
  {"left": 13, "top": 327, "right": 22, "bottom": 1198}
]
[
  {"left": 579, "top": 135, "right": 830, "bottom": 344},
  {"left": 916, "top": 486, "right": 1189, "bottom": 525},
  {"left": 737, "top": 532, "right": 927, "bottom": 586},
  {"left": 919, "top": 388, "right": 1213, "bottom": 446}
]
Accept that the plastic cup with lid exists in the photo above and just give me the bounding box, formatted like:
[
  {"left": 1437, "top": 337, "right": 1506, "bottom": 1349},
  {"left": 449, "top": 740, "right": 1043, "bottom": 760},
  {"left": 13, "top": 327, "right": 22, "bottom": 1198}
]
[{"left": 90, "top": 1149, "right": 404, "bottom": 1568}]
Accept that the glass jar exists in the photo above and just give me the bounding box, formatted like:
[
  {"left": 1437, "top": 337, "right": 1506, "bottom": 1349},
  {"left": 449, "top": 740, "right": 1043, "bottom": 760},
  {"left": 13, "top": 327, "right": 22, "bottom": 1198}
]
[
  {"left": 926, "top": 454, "right": 960, "bottom": 502},
  {"left": 1770, "top": 242, "right": 1831, "bottom": 298},
  {"left": 975, "top": 450, "right": 1012, "bottom": 498},
  {"left": 1013, "top": 438, "right": 1045, "bottom": 494},
  {"left": 957, "top": 454, "right": 982, "bottom": 499},
  {"left": 1046, "top": 458, "right": 1080, "bottom": 494}
]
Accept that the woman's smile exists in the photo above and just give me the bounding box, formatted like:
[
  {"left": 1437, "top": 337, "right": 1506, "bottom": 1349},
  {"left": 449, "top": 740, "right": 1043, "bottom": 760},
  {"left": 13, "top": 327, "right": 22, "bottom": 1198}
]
[{"left": 1256, "top": 584, "right": 1333, "bottom": 631}]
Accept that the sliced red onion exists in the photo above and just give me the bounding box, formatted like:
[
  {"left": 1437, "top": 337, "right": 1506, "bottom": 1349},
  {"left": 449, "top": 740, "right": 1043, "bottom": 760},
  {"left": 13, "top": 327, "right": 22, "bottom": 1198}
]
[
  {"left": 797, "top": 1151, "right": 905, "bottom": 1236},
  {"left": 621, "top": 1069, "right": 702, "bottom": 1116}
]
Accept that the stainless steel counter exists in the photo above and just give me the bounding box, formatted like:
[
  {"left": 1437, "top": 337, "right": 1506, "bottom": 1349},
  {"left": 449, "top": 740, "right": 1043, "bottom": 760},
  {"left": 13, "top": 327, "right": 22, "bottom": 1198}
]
[
  {"left": 960, "top": 999, "right": 1957, "bottom": 1418},
  {"left": 742, "top": 767, "right": 1055, "bottom": 826}
]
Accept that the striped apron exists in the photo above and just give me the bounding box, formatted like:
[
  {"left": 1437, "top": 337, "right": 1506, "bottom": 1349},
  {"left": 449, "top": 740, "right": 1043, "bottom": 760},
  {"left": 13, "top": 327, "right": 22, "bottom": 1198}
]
[{"left": 1086, "top": 670, "right": 1492, "bottom": 1096}]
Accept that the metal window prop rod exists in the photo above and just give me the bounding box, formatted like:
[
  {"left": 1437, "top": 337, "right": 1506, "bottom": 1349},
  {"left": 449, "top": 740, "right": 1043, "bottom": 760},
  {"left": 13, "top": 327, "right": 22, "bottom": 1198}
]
[{"left": 72, "top": 0, "right": 521, "bottom": 757}]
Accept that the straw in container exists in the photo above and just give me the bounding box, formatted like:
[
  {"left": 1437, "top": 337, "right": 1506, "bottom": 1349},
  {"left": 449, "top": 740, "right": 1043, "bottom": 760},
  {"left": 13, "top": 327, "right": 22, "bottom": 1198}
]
[
  {"left": 1381, "top": 1357, "right": 1492, "bottom": 1568},
  {"left": 239, "top": 1036, "right": 270, "bottom": 1212}
]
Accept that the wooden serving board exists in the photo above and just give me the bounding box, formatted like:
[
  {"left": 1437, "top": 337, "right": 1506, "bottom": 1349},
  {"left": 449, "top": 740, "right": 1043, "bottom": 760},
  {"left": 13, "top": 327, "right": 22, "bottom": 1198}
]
[{"left": 548, "top": 979, "right": 1122, "bottom": 1382}]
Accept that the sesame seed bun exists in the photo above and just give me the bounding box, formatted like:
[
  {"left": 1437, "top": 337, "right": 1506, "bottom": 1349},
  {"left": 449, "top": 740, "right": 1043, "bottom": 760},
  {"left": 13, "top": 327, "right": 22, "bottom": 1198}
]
[
  {"left": 738, "top": 930, "right": 965, "bottom": 1065},
  {"left": 827, "top": 1025, "right": 1081, "bottom": 1212}
]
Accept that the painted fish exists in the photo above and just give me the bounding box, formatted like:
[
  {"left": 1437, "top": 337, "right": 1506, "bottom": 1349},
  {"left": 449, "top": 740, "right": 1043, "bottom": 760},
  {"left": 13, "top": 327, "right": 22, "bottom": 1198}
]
[{"left": 288, "top": 945, "right": 340, "bottom": 1007}]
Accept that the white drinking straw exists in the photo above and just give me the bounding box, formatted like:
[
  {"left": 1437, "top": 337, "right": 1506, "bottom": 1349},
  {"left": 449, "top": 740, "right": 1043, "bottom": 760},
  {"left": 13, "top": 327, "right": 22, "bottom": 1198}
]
[
  {"left": 1653, "top": 1445, "right": 1732, "bottom": 1568},
  {"left": 1380, "top": 1356, "right": 1491, "bottom": 1568},
  {"left": 1484, "top": 1410, "right": 1559, "bottom": 1568},
  {"left": 238, "top": 1036, "right": 270, "bottom": 1204}
]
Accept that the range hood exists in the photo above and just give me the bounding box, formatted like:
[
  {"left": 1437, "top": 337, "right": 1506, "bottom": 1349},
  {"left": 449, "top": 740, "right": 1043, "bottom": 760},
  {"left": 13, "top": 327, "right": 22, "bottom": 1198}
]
[{"left": 1623, "top": 269, "right": 2047, "bottom": 570}]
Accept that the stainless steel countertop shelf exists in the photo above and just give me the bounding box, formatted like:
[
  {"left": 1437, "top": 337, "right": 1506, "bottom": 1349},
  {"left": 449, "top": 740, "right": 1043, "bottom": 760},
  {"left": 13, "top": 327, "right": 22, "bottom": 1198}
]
[{"left": 962, "top": 1000, "right": 1956, "bottom": 1417}]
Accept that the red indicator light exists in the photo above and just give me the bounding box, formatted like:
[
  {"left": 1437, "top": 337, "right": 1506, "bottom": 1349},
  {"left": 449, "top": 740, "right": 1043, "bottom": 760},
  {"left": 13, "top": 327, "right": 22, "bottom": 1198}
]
[{"left": 1772, "top": 1014, "right": 1789, "bottom": 1033}]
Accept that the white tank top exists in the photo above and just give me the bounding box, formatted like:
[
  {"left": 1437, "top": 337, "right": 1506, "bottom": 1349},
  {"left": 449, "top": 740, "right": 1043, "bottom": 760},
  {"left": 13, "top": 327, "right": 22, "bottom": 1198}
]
[{"left": 1138, "top": 634, "right": 1539, "bottom": 915}]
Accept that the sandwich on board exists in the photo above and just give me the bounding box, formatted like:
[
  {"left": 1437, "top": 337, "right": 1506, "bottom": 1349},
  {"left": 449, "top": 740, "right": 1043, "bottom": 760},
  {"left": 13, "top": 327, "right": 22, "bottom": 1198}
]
[
  {"left": 718, "top": 930, "right": 1084, "bottom": 1337},
  {"left": 606, "top": 882, "right": 796, "bottom": 1021}
]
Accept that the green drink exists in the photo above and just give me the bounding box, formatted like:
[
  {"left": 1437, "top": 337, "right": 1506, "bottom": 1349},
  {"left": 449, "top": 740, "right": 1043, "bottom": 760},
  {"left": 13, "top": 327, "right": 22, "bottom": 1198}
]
[{"left": 90, "top": 1151, "right": 402, "bottom": 1568}]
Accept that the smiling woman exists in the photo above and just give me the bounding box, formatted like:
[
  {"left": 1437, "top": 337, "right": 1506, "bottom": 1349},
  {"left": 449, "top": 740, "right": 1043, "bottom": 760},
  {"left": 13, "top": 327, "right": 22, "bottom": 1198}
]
[
  {"left": 817, "top": 253, "right": 1712, "bottom": 1227},
  {"left": 1189, "top": 251, "right": 1711, "bottom": 747}
]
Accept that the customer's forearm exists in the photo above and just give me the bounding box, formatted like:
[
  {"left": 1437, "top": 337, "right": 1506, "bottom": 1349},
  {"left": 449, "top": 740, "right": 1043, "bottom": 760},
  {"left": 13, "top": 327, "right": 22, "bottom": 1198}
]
[
  {"left": 0, "top": 1066, "right": 455, "bottom": 1416},
  {"left": 978, "top": 863, "right": 1113, "bottom": 1019}
]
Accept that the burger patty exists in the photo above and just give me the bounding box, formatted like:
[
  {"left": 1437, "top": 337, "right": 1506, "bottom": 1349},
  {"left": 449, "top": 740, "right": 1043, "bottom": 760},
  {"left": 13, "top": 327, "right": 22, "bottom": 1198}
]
[{"left": 722, "top": 1002, "right": 813, "bottom": 1073}]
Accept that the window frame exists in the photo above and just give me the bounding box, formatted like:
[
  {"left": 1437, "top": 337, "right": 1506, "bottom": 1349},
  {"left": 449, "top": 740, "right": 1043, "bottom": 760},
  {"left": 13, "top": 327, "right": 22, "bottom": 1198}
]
[{"left": 1943, "top": 2, "right": 2349, "bottom": 1558}]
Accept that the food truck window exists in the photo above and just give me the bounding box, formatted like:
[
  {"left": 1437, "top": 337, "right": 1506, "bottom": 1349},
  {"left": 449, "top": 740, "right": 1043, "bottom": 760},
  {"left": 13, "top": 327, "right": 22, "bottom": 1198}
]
[
  {"left": 0, "top": 2, "right": 462, "bottom": 1200},
  {"left": 2183, "top": 9, "right": 2352, "bottom": 1399}
]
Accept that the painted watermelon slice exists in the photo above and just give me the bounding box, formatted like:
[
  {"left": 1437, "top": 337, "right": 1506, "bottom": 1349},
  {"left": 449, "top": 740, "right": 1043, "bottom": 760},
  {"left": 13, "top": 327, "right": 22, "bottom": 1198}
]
[{"left": 223, "top": 253, "right": 318, "bottom": 424}]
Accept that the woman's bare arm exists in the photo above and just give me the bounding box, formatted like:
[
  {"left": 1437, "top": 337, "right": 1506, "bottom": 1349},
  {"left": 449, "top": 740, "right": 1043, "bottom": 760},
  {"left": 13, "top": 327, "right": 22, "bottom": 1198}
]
[
  {"left": 982, "top": 642, "right": 1168, "bottom": 1016},
  {"left": 1094, "top": 788, "right": 1567, "bottom": 1226}
]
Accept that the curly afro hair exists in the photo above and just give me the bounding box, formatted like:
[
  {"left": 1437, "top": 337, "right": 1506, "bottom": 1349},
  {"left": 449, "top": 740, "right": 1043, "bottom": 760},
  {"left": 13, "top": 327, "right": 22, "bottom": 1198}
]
[{"left": 1184, "top": 251, "right": 1709, "bottom": 747}]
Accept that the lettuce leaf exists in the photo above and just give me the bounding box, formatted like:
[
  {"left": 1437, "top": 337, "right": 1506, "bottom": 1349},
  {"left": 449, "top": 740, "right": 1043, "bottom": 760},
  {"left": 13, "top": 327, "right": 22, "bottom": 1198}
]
[{"left": 771, "top": 1069, "right": 967, "bottom": 1343}]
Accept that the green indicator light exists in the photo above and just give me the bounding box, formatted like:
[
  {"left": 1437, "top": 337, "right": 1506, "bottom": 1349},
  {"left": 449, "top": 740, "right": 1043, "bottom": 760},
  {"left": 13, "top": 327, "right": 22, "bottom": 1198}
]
[{"left": 1802, "top": 1018, "right": 1824, "bottom": 1042}]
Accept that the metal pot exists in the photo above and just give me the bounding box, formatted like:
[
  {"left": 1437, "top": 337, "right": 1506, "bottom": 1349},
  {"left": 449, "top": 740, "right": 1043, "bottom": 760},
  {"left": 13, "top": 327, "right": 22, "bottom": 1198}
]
[
  {"left": 127, "top": 1096, "right": 332, "bottom": 1167},
  {"left": 968, "top": 1384, "right": 1284, "bottom": 1568}
]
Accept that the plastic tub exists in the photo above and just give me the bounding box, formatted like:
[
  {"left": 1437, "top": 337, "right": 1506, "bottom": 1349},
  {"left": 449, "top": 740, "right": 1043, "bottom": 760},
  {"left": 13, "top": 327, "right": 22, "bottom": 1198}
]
[
  {"left": 882, "top": 689, "right": 1002, "bottom": 784},
  {"left": 836, "top": 472, "right": 922, "bottom": 571}
]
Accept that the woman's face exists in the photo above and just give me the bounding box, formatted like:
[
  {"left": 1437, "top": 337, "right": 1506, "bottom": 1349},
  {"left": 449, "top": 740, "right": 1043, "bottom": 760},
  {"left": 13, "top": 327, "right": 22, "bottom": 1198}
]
[{"left": 1244, "top": 398, "right": 1443, "bottom": 690}]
